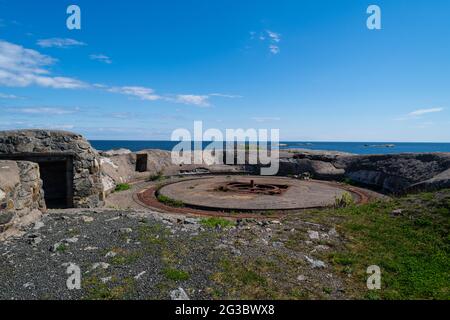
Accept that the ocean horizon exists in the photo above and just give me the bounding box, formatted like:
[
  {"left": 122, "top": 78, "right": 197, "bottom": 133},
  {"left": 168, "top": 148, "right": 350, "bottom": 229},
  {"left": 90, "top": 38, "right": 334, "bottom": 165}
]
[{"left": 89, "top": 140, "right": 450, "bottom": 155}]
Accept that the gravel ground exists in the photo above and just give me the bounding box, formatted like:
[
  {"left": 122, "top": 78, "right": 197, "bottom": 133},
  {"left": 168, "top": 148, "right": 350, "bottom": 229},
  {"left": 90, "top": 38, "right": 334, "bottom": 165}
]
[{"left": 0, "top": 206, "right": 348, "bottom": 300}]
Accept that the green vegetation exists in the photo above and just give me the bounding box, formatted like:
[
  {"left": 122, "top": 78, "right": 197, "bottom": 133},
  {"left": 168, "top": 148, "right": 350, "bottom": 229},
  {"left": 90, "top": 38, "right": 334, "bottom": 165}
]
[
  {"left": 156, "top": 194, "right": 185, "bottom": 207},
  {"left": 109, "top": 249, "right": 141, "bottom": 266},
  {"left": 211, "top": 190, "right": 450, "bottom": 300},
  {"left": 200, "top": 217, "right": 235, "bottom": 228},
  {"left": 83, "top": 276, "right": 136, "bottom": 300},
  {"left": 163, "top": 268, "right": 190, "bottom": 281},
  {"left": 334, "top": 192, "right": 355, "bottom": 208},
  {"left": 309, "top": 190, "right": 450, "bottom": 300},
  {"left": 114, "top": 183, "right": 131, "bottom": 192},
  {"left": 56, "top": 243, "right": 68, "bottom": 253},
  {"left": 211, "top": 256, "right": 305, "bottom": 299},
  {"left": 148, "top": 171, "right": 165, "bottom": 182}
]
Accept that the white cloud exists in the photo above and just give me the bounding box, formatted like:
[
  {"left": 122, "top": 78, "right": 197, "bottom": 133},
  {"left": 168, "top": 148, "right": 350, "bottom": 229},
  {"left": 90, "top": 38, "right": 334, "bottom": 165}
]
[
  {"left": 266, "top": 30, "right": 281, "bottom": 43},
  {"left": 0, "top": 93, "right": 21, "bottom": 99},
  {"left": 408, "top": 108, "right": 444, "bottom": 117},
  {"left": 251, "top": 30, "right": 282, "bottom": 55},
  {"left": 175, "top": 94, "right": 210, "bottom": 107},
  {"left": 269, "top": 45, "right": 280, "bottom": 55},
  {"left": 37, "top": 38, "right": 86, "bottom": 48},
  {"left": 0, "top": 40, "right": 87, "bottom": 89},
  {"left": 0, "top": 40, "right": 238, "bottom": 107},
  {"left": 9, "top": 107, "right": 79, "bottom": 115},
  {"left": 252, "top": 117, "right": 281, "bottom": 123},
  {"left": 108, "top": 86, "right": 161, "bottom": 101},
  {"left": 90, "top": 54, "right": 112, "bottom": 64},
  {"left": 209, "top": 93, "right": 242, "bottom": 98},
  {"left": 47, "top": 124, "right": 75, "bottom": 130}
]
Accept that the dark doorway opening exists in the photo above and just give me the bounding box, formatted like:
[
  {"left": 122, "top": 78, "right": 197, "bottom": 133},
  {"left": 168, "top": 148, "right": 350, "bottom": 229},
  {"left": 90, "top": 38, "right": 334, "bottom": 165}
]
[
  {"left": 136, "top": 154, "right": 148, "bottom": 172},
  {"left": 0, "top": 153, "right": 74, "bottom": 209}
]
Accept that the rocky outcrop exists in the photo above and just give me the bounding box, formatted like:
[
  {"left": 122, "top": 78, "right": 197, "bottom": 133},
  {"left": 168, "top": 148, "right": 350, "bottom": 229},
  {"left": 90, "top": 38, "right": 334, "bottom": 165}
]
[
  {"left": 0, "top": 160, "right": 45, "bottom": 234},
  {"left": 280, "top": 151, "right": 450, "bottom": 194},
  {"left": 0, "top": 130, "right": 104, "bottom": 208},
  {"left": 99, "top": 149, "right": 174, "bottom": 193},
  {"left": 100, "top": 149, "right": 246, "bottom": 192}
]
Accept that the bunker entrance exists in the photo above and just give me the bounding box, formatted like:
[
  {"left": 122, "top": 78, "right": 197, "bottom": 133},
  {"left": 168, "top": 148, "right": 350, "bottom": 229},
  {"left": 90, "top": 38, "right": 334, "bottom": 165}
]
[
  {"left": 136, "top": 153, "right": 148, "bottom": 172},
  {"left": 0, "top": 153, "right": 74, "bottom": 209}
]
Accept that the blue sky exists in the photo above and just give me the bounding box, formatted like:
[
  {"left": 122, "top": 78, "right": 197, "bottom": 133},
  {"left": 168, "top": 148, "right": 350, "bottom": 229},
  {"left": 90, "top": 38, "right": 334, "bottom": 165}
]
[{"left": 0, "top": 0, "right": 449, "bottom": 141}]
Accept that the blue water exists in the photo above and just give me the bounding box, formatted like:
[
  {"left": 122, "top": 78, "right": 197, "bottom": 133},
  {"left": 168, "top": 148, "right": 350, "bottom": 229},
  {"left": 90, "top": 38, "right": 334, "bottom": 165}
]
[{"left": 89, "top": 140, "right": 450, "bottom": 155}]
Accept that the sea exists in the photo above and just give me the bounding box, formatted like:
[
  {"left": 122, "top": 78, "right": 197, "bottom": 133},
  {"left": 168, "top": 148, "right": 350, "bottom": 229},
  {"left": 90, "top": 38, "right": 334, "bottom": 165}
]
[{"left": 89, "top": 141, "right": 450, "bottom": 155}]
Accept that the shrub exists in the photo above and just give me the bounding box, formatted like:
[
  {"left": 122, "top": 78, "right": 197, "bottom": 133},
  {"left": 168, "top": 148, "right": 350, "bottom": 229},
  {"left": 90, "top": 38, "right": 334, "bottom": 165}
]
[
  {"left": 115, "top": 183, "right": 131, "bottom": 192},
  {"left": 335, "top": 192, "right": 355, "bottom": 208}
]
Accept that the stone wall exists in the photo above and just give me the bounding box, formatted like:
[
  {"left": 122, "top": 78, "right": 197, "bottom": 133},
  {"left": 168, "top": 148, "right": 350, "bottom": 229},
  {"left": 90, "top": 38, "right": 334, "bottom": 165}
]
[
  {"left": 0, "top": 130, "right": 104, "bottom": 208},
  {"left": 0, "top": 160, "right": 45, "bottom": 233}
]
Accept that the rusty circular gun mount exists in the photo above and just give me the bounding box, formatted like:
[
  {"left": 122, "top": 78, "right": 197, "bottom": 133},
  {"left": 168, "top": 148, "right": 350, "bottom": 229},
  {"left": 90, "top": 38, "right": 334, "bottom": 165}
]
[
  {"left": 216, "top": 179, "right": 289, "bottom": 196},
  {"left": 135, "top": 175, "right": 384, "bottom": 218}
]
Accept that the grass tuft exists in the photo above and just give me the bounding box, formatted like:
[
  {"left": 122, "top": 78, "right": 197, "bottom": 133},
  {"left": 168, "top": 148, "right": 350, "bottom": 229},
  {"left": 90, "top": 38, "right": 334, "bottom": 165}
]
[
  {"left": 200, "top": 217, "right": 235, "bottom": 228},
  {"left": 115, "top": 183, "right": 131, "bottom": 192},
  {"left": 163, "top": 268, "right": 190, "bottom": 281}
]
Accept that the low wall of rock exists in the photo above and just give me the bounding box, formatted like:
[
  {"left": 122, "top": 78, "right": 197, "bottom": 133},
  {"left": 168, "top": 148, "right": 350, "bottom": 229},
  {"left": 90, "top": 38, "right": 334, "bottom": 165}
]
[{"left": 0, "top": 160, "right": 45, "bottom": 234}]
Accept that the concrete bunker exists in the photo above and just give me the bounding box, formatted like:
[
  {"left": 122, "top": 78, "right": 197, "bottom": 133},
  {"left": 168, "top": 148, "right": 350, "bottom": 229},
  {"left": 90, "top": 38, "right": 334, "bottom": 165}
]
[
  {"left": 0, "top": 130, "right": 104, "bottom": 208},
  {"left": 0, "top": 153, "right": 73, "bottom": 208}
]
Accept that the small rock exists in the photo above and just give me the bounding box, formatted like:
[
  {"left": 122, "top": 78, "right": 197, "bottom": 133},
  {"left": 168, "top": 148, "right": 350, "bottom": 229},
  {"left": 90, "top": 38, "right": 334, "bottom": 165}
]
[
  {"left": 184, "top": 218, "right": 198, "bottom": 225},
  {"left": 26, "top": 233, "right": 42, "bottom": 246},
  {"left": 170, "top": 287, "right": 190, "bottom": 300},
  {"left": 308, "top": 230, "right": 320, "bottom": 240},
  {"left": 231, "top": 247, "right": 241, "bottom": 256},
  {"left": 391, "top": 209, "right": 404, "bottom": 216},
  {"left": 84, "top": 246, "right": 98, "bottom": 251},
  {"left": 272, "top": 241, "right": 284, "bottom": 248},
  {"left": 134, "top": 271, "right": 146, "bottom": 280},
  {"left": 105, "top": 251, "right": 117, "bottom": 258},
  {"left": 49, "top": 242, "right": 63, "bottom": 252},
  {"left": 105, "top": 216, "right": 120, "bottom": 222},
  {"left": 297, "top": 275, "right": 306, "bottom": 282},
  {"left": 81, "top": 216, "right": 94, "bottom": 223},
  {"left": 305, "top": 255, "right": 326, "bottom": 268},
  {"left": 100, "top": 276, "right": 112, "bottom": 284},
  {"left": 214, "top": 244, "right": 228, "bottom": 250},
  {"left": 119, "top": 228, "right": 133, "bottom": 234},
  {"left": 314, "top": 245, "right": 330, "bottom": 251},
  {"left": 63, "top": 237, "right": 79, "bottom": 244},
  {"left": 270, "top": 220, "right": 281, "bottom": 225},
  {"left": 33, "top": 221, "right": 45, "bottom": 230},
  {"left": 328, "top": 228, "right": 338, "bottom": 237},
  {"left": 23, "top": 282, "right": 34, "bottom": 289},
  {"left": 92, "top": 262, "right": 110, "bottom": 270}
]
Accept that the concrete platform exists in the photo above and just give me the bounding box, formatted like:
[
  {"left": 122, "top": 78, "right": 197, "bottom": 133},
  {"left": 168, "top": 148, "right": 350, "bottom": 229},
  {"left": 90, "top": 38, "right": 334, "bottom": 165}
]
[{"left": 157, "top": 176, "right": 355, "bottom": 211}]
